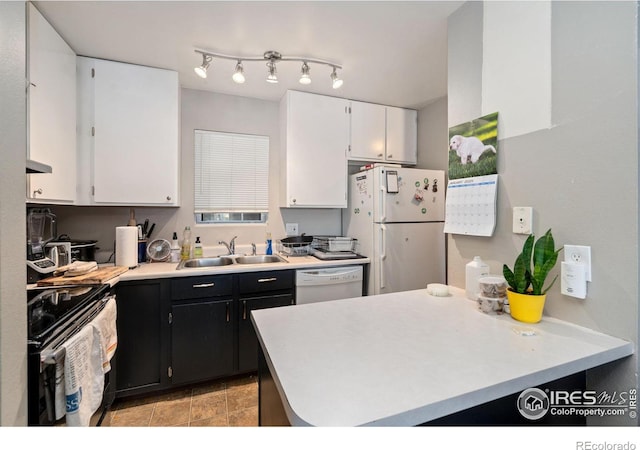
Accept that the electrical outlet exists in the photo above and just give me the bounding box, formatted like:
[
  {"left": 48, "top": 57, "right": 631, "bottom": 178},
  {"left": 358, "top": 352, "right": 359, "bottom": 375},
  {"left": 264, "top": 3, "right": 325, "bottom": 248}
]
[
  {"left": 512, "top": 207, "right": 533, "bottom": 234},
  {"left": 285, "top": 223, "right": 299, "bottom": 236},
  {"left": 564, "top": 245, "right": 591, "bottom": 282}
]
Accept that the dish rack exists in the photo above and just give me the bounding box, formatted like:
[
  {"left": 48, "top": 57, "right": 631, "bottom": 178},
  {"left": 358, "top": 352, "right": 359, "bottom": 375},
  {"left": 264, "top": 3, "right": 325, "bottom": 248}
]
[
  {"left": 277, "top": 240, "right": 312, "bottom": 256},
  {"left": 311, "top": 236, "right": 357, "bottom": 253}
]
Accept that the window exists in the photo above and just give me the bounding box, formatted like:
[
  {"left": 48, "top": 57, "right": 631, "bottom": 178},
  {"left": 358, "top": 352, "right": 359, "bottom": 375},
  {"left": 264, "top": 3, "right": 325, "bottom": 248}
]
[{"left": 194, "top": 130, "right": 269, "bottom": 224}]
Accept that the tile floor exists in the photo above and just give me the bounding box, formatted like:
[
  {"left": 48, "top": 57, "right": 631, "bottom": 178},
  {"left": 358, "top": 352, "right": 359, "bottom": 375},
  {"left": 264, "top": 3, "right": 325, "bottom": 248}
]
[{"left": 102, "top": 373, "right": 258, "bottom": 427}]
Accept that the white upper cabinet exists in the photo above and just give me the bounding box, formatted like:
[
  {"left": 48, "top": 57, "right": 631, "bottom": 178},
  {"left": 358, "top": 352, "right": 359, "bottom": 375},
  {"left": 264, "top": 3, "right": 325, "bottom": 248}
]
[
  {"left": 77, "top": 57, "right": 179, "bottom": 206},
  {"left": 280, "top": 91, "right": 349, "bottom": 208},
  {"left": 347, "top": 102, "right": 417, "bottom": 165},
  {"left": 27, "top": 3, "right": 77, "bottom": 203},
  {"left": 386, "top": 106, "right": 417, "bottom": 164},
  {"left": 349, "top": 101, "right": 386, "bottom": 162}
]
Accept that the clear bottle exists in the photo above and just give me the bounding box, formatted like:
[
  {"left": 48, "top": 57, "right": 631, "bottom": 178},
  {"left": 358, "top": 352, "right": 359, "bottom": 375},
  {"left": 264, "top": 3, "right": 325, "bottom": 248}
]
[
  {"left": 180, "top": 226, "right": 192, "bottom": 261},
  {"left": 265, "top": 232, "right": 273, "bottom": 255},
  {"left": 194, "top": 236, "right": 203, "bottom": 258},
  {"left": 465, "top": 256, "right": 489, "bottom": 300},
  {"left": 170, "top": 231, "right": 180, "bottom": 263}
]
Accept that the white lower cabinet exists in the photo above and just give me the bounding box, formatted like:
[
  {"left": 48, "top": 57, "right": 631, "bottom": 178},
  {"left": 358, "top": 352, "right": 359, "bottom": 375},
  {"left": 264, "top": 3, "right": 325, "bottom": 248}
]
[
  {"left": 27, "top": 3, "right": 77, "bottom": 203},
  {"left": 77, "top": 57, "right": 180, "bottom": 206},
  {"left": 280, "top": 91, "right": 349, "bottom": 208}
]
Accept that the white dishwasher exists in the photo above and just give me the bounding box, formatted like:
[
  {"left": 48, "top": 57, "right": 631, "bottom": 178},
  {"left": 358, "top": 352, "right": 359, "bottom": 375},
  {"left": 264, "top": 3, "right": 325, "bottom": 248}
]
[{"left": 296, "top": 266, "right": 364, "bottom": 304}]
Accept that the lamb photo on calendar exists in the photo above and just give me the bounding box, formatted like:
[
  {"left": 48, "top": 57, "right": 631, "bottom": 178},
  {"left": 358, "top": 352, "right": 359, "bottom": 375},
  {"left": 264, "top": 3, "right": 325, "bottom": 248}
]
[{"left": 448, "top": 112, "right": 498, "bottom": 180}]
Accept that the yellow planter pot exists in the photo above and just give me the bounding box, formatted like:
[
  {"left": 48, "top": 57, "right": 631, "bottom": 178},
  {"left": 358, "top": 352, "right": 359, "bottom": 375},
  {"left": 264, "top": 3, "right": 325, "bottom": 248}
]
[{"left": 507, "top": 289, "right": 546, "bottom": 323}]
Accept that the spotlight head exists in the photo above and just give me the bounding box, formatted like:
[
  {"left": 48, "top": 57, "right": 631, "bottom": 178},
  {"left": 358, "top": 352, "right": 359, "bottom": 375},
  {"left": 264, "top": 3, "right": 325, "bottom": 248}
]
[
  {"left": 232, "top": 61, "right": 245, "bottom": 84},
  {"left": 266, "top": 60, "right": 278, "bottom": 84},
  {"left": 330, "top": 67, "right": 343, "bottom": 89},
  {"left": 299, "top": 62, "right": 311, "bottom": 85},
  {"left": 195, "top": 55, "right": 212, "bottom": 79}
]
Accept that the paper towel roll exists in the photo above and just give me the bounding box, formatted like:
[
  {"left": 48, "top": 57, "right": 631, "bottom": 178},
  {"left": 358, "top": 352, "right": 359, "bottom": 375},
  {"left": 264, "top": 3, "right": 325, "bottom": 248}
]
[{"left": 116, "top": 226, "right": 138, "bottom": 268}]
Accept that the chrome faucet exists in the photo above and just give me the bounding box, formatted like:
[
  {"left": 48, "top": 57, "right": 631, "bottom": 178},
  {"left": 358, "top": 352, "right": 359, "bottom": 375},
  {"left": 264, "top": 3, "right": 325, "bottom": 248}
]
[
  {"left": 251, "top": 243, "right": 257, "bottom": 255},
  {"left": 218, "top": 236, "right": 238, "bottom": 255}
]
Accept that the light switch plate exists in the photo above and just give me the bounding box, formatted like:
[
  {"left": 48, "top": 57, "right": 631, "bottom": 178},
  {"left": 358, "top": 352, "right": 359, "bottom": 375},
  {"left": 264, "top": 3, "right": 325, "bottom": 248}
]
[
  {"left": 285, "top": 223, "right": 299, "bottom": 236},
  {"left": 513, "top": 207, "right": 533, "bottom": 234},
  {"left": 564, "top": 245, "right": 591, "bottom": 282}
]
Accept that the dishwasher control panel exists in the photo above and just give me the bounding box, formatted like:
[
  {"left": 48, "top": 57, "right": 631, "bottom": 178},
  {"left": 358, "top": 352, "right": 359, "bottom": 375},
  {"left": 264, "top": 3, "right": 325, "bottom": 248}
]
[{"left": 295, "top": 266, "right": 364, "bottom": 304}]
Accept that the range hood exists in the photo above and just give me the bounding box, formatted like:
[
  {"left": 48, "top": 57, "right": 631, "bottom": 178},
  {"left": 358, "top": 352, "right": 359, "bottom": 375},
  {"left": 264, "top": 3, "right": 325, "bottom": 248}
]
[{"left": 26, "top": 159, "right": 52, "bottom": 174}]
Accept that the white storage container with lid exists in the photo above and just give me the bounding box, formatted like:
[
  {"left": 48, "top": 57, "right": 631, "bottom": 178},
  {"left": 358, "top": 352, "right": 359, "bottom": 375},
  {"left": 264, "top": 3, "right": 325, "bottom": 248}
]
[{"left": 465, "top": 256, "right": 490, "bottom": 300}]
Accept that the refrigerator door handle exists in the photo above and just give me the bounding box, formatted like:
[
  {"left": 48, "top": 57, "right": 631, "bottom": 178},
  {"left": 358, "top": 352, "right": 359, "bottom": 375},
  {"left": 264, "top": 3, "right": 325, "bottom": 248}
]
[
  {"left": 379, "top": 186, "right": 386, "bottom": 222},
  {"left": 380, "top": 224, "right": 386, "bottom": 289}
]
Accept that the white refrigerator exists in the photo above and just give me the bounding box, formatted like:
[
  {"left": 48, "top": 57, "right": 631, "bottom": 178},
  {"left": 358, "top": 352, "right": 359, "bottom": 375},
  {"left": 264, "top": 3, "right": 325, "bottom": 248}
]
[{"left": 343, "top": 166, "right": 446, "bottom": 295}]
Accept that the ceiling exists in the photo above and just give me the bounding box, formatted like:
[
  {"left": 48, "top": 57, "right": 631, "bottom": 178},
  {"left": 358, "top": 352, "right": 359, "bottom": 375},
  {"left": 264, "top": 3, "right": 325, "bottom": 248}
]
[{"left": 34, "top": 1, "right": 462, "bottom": 109}]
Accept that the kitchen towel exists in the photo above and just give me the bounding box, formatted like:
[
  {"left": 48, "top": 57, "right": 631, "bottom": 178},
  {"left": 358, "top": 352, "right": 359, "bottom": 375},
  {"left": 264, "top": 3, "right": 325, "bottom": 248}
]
[
  {"left": 115, "top": 226, "right": 138, "bottom": 268},
  {"left": 54, "top": 352, "right": 66, "bottom": 420},
  {"left": 91, "top": 295, "right": 118, "bottom": 373},
  {"left": 61, "top": 323, "right": 105, "bottom": 426}
]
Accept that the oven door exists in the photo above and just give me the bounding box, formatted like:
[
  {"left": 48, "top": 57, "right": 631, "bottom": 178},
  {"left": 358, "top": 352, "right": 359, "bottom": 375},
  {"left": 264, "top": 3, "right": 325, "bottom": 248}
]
[{"left": 28, "top": 290, "right": 116, "bottom": 426}]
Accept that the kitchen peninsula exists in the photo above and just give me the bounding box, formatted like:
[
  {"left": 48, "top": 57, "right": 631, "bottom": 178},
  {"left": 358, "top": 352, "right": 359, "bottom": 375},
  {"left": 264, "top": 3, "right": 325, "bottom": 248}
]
[{"left": 252, "top": 287, "right": 633, "bottom": 426}]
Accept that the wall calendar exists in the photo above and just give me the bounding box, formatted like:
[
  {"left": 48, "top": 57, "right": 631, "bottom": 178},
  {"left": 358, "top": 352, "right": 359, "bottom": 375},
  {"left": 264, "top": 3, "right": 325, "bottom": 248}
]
[{"left": 444, "top": 174, "right": 498, "bottom": 237}]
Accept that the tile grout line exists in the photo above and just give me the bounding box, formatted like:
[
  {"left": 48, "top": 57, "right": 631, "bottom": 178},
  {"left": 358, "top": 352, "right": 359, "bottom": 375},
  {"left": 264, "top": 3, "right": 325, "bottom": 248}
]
[
  {"left": 148, "top": 402, "right": 156, "bottom": 426},
  {"left": 188, "top": 387, "right": 195, "bottom": 426},
  {"left": 225, "top": 383, "right": 230, "bottom": 426}
]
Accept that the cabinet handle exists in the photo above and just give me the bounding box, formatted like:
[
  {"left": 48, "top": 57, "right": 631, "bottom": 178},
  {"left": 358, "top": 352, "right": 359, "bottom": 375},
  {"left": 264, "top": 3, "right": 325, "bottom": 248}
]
[
  {"left": 291, "top": 198, "right": 297, "bottom": 204},
  {"left": 166, "top": 196, "right": 172, "bottom": 201},
  {"left": 387, "top": 154, "right": 393, "bottom": 158},
  {"left": 33, "top": 188, "right": 42, "bottom": 196},
  {"left": 192, "top": 282, "right": 214, "bottom": 288},
  {"left": 258, "top": 278, "right": 277, "bottom": 283},
  {"left": 378, "top": 153, "right": 383, "bottom": 157},
  {"left": 226, "top": 302, "right": 230, "bottom": 322},
  {"left": 242, "top": 300, "right": 247, "bottom": 320}
]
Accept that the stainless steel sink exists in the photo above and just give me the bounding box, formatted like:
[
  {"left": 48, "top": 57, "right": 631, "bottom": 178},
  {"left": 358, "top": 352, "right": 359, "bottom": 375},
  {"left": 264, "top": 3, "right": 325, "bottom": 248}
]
[
  {"left": 234, "top": 255, "right": 286, "bottom": 264},
  {"left": 176, "top": 257, "right": 234, "bottom": 269},
  {"left": 176, "top": 254, "right": 286, "bottom": 269}
]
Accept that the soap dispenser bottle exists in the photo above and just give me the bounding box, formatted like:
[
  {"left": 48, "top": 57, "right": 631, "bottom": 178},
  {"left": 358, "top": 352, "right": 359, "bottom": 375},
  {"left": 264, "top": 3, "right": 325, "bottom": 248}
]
[
  {"left": 170, "top": 232, "right": 180, "bottom": 263},
  {"left": 194, "top": 237, "right": 203, "bottom": 258},
  {"left": 265, "top": 232, "right": 273, "bottom": 255}
]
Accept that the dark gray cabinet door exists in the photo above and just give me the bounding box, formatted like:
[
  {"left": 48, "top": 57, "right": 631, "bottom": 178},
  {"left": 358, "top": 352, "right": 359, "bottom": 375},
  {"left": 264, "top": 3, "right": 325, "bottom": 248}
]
[
  {"left": 238, "top": 293, "right": 294, "bottom": 373},
  {"left": 115, "top": 280, "right": 170, "bottom": 397},
  {"left": 171, "top": 298, "right": 234, "bottom": 385}
]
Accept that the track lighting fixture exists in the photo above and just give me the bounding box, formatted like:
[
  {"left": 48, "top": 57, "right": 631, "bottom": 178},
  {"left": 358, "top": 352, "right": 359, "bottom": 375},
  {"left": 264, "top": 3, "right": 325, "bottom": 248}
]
[
  {"left": 194, "top": 49, "right": 343, "bottom": 88},
  {"left": 194, "top": 54, "right": 212, "bottom": 79}
]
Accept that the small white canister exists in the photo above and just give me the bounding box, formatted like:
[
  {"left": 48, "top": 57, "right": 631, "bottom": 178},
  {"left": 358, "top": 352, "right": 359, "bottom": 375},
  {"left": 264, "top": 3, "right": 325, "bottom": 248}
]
[{"left": 465, "top": 256, "right": 490, "bottom": 300}]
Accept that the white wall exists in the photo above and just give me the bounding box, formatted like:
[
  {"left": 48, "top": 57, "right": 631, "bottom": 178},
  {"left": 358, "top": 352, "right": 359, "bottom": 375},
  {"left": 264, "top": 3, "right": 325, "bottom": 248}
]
[
  {"left": 417, "top": 96, "right": 448, "bottom": 172},
  {"left": 0, "top": 1, "right": 28, "bottom": 426},
  {"left": 447, "top": 1, "right": 638, "bottom": 425}
]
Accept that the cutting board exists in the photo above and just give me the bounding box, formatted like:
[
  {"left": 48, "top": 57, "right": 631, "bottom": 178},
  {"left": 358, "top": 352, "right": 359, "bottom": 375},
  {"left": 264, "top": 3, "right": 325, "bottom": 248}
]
[{"left": 37, "top": 266, "right": 129, "bottom": 286}]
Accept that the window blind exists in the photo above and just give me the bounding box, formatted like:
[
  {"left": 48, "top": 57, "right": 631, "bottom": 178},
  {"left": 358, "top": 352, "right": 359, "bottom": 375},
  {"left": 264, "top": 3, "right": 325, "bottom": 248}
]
[{"left": 194, "top": 130, "right": 269, "bottom": 213}]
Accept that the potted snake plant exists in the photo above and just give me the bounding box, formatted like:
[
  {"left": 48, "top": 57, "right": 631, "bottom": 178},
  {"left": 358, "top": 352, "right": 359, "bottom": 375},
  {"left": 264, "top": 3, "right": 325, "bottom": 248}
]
[{"left": 502, "top": 229, "right": 562, "bottom": 323}]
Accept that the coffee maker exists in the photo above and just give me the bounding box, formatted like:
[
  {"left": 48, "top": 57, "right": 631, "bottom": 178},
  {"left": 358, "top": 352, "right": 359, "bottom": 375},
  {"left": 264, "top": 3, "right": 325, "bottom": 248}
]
[{"left": 26, "top": 208, "right": 71, "bottom": 283}]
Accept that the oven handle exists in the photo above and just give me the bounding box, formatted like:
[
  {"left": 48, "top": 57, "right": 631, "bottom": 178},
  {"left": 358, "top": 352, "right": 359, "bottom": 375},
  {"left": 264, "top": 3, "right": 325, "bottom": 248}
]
[{"left": 40, "top": 294, "right": 115, "bottom": 367}]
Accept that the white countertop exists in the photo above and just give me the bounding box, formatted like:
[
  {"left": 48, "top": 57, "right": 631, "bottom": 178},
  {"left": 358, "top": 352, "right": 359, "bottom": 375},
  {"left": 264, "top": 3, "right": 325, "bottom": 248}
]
[
  {"left": 116, "top": 254, "right": 370, "bottom": 282},
  {"left": 251, "top": 286, "right": 634, "bottom": 426},
  {"left": 25, "top": 254, "right": 369, "bottom": 289}
]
